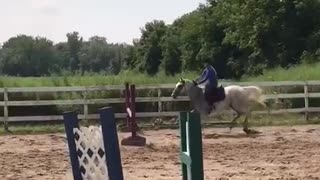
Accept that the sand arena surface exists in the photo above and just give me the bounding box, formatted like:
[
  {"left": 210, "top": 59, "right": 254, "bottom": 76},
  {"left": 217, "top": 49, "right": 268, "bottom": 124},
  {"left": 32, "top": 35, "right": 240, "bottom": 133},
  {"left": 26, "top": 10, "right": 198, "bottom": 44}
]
[{"left": 1, "top": 125, "right": 320, "bottom": 180}]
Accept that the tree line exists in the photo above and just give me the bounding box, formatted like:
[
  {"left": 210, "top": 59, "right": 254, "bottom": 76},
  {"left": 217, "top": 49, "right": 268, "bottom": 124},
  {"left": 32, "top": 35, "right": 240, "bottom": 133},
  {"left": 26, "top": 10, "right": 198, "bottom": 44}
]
[
  {"left": 0, "top": 32, "right": 129, "bottom": 76},
  {"left": 1, "top": 0, "right": 320, "bottom": 79}
]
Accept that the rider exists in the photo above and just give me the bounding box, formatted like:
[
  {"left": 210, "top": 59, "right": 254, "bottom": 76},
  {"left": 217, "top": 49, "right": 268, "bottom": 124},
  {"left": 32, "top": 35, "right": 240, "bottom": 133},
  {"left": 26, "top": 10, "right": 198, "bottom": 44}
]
[{"left": 193, "top": 63, "right": 223, "bottom": 113}]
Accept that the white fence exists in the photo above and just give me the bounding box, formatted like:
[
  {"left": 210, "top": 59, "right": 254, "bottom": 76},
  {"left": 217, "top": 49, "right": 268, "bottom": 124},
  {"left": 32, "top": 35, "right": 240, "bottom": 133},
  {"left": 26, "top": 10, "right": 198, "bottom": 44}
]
[{"left": 1, "top": 80, "right": 320, "bottom": 124}]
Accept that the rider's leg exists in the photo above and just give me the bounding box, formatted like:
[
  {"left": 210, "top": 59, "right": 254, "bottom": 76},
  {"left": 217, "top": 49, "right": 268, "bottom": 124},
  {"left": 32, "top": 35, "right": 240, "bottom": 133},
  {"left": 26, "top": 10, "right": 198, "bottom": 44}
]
[
  {"left": 204, "top": 84, "right": 210, "bottom": 103},
  {"left": 204, "top": 84, "right": 214, "bottom": 113},
  {"left": 212, "top": 85, "right": 225, "bottom": 102},
  {"left": 210, "top": 85, "right": 219, "bottom": 103},
  {"left": 211, "top": 86, "right": 219, "bottom": 110}
]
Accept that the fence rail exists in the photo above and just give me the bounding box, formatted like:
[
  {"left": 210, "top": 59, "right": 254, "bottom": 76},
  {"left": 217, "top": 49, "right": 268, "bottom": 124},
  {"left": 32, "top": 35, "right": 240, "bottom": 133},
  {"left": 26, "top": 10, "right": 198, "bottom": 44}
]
[{"left": 1, "top": 80, "right": 320, "bottom": 124}]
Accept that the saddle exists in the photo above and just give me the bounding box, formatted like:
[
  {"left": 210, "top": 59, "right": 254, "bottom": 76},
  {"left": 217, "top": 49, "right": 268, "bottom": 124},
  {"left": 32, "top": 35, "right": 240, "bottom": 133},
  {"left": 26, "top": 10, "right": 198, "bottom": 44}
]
[{"left": 207, "top": 85, "right": 226, "bottom": 106}]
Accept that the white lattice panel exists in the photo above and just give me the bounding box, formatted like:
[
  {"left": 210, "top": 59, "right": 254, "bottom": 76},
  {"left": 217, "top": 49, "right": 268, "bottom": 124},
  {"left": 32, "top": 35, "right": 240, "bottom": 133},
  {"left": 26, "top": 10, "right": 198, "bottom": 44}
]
[{"left": 73, "top": 126, "right": 109, "bottom": 180}]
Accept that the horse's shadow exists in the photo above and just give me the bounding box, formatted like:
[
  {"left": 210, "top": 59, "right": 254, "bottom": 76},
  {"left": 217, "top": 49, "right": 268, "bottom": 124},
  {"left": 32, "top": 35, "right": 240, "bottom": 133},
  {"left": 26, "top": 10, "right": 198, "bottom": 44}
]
[{"left": 203, "top": 131, "right": 263, "bottom": 139}]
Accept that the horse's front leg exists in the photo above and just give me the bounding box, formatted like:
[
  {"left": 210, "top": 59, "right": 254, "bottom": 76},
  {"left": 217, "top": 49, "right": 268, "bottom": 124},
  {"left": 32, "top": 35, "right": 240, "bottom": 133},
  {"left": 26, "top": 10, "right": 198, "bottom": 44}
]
[
  {"left": 243, "top": 113, "right": 250, "bottom": 134},
  {"left": 242, "top": 112, "right": 260, "bottom": 135},
  {"left": 229, "top": 113, "right": 240, "bottom": 131}
]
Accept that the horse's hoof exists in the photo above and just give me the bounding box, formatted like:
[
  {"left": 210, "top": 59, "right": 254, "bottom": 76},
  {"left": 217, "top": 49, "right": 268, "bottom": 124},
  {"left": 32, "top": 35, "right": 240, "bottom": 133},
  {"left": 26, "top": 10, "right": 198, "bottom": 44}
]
[
  {"left": 243, "top": 128, "right": 251, "bottom": 134},
  {"left": 243, "top": 128, "right": 261, "bottom": 135},
  {"left": 250, "top": 129, "right": 262, "bottom": 134}
]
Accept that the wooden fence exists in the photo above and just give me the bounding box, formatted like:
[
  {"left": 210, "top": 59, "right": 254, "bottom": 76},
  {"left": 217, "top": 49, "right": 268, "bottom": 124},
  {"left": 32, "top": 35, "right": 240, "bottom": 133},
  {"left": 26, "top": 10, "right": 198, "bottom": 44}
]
[{"left": 1, "top": 80, "right": 320, "bottom": 126}]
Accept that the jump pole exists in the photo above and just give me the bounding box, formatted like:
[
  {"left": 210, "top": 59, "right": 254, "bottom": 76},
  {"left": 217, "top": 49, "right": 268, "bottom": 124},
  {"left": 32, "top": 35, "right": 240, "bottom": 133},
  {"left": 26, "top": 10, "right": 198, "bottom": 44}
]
[
  {"left": 121, "top": 82, "right": 146, "bottom": 146},
  {"left": 179, "top": 111, "right": 204, "bottom": 180}
]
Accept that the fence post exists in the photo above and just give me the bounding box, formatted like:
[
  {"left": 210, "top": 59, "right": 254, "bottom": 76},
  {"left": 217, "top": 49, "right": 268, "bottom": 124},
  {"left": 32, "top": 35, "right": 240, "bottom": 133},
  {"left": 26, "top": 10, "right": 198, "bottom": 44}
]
[
  {"left": 83, "top": 87, "right": 89, "bottom": 124},
  {"left": 304, "top": 82, "right": 309, "bottom": 121},
  {"left": 158, "top": 88, "right": 162, "bottom": 120},
  {"left": 3, "top": 88, "right": 9, "bottom": 132}
]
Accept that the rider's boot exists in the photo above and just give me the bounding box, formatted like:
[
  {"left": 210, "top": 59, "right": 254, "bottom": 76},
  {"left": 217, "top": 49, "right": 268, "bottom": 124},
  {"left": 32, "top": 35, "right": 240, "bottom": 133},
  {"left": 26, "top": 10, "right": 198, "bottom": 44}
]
[{"left": 208, "top": 105, "right": 213, "bottom": 114}]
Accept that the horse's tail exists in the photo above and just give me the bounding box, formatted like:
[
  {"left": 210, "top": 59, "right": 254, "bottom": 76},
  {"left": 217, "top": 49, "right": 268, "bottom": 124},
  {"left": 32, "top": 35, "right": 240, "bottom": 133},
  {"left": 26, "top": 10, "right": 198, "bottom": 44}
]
[{"left": 244, "top": 86, "right": 266, "bottom": 107}]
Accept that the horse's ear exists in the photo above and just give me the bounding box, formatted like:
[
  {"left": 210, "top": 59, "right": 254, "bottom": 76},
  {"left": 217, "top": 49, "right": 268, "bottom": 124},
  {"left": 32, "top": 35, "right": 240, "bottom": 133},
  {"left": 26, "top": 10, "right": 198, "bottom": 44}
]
[{"left": 179, "top": 77, "right": 183, "bottom": 81}]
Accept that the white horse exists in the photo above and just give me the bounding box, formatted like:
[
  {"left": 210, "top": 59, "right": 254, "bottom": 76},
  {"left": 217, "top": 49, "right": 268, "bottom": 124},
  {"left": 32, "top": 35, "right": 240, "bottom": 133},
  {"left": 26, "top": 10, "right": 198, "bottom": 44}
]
[{"left": 171, "top": 78, "right": 266, "bottom": 134}]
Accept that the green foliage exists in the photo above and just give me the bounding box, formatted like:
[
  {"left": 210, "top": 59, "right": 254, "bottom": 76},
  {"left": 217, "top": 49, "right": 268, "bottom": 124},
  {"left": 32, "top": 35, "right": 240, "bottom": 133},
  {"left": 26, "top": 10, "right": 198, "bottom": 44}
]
[
  {"left": 0, "top": 33, "right": 130, "bottom": 77},
  {"left": 66, "top": 31, "right": 83, "bottom": 71},
  {"left": 2, "top": 1, "right": 320, "bottom": 133},
  {"left": 1, "top": 0, "right": 320, "bottom": 79},
  {"left": 0, "top": 62, "right": 318, "bottom": 88},
  {"left": 0, "top": 35, "right": 57, "bottom": 76},
  {"left": 161, "top": 28, "right": 182, "bottom": 75},
  {"left": 78, "top": 36, "right": 126, "bottom": 74},
  {"left": 242, "top": 62, "right": 320, "bottom": 81},
  {"left": 133, "top": 20, "right": 168, "bottom": 75},
  {"left": 0, "top": 70, "right": 198, "bottom": 87},
  {"left": 126, "top": 0, "right": 320, "bottom": 79}
]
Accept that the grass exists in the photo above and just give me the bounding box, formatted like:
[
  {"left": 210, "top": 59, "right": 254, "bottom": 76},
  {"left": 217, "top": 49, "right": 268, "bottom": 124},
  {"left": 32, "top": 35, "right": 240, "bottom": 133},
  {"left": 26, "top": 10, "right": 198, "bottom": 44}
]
[
  {"left": 0, "top": 70, "right": 199, "bottom": 87},
  {"left": 242, "top": 62, "right": 320, "bottom": 81},
  {"left": 0, "top": 63, "right": 319, "bottom": 88},
  {"left": 0, "top": 124, "right": 65, "bottom": 135}
]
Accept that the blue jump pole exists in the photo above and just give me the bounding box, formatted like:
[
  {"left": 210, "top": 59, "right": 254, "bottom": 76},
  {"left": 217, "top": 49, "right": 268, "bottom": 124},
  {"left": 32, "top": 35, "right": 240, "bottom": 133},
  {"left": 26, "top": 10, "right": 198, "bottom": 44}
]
[
  {"left": 99, "top": 107, "right": 124, "bottom": 180},
  {"left": 63, "top": 111, "right": 83, "bottom": 180}
]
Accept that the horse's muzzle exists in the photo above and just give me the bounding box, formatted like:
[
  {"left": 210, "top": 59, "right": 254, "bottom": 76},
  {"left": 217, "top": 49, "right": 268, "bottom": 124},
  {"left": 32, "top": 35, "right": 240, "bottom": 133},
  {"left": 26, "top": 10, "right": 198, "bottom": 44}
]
[{"left": 171, "top": 93, "right": 177, "bottom": 99}]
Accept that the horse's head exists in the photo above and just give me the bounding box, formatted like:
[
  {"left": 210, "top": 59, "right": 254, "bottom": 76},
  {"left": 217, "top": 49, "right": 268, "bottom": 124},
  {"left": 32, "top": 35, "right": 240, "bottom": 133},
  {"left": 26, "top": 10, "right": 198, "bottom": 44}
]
[{"left": 171, "top": 77, "right": 195, "bottom": 99}]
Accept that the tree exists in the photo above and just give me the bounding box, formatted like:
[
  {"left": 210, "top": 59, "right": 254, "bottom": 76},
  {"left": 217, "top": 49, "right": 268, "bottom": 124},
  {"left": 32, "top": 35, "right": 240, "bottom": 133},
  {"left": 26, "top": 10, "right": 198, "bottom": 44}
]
[
  {"left": 0, "top": 35, "right": 58, "bottom": 76},
  {"left": 212, "top": 0, "right": 320, "bottom": 76},
  {"left": 77, "top": 36, "right": 128, "bottom": 74},
  {"left": 136, "top": 20, "right": 168, "bottom": 75},
  {"left": 66, "top": 32, "right": 83, "bottom": 72},
  {"left": 161, "top": 27, "right": 182, "bottom": 75}
]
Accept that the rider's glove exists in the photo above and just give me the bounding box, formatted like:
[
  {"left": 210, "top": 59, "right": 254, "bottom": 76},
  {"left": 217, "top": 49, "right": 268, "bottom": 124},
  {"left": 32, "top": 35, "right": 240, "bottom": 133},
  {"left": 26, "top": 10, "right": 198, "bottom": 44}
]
[{"left": 192, "top": 80, "right": 198, "bottom": 85}]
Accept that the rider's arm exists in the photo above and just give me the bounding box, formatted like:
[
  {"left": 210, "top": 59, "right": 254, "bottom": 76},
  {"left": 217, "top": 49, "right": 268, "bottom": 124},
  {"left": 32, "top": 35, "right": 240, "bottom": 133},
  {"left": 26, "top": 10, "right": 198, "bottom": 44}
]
[{"left": 195, "top": 69, "right": 209, "bottom": 84}]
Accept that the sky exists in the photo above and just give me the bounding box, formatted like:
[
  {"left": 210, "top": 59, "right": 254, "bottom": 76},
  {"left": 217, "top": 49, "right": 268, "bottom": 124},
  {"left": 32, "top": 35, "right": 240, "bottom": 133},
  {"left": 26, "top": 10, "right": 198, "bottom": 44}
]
[{"left": 0, "top": 0, "right": 206, "bottom": 45}]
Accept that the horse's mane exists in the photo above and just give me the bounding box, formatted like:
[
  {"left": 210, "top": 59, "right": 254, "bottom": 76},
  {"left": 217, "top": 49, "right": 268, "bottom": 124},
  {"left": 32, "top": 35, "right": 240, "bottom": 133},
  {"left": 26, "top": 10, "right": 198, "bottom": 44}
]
[
  {"left": 182, "top": 78, "right": 193, "bottom": 83},
  {"left": 182, "top": 78, "right": 204, "bottom": 89}
]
